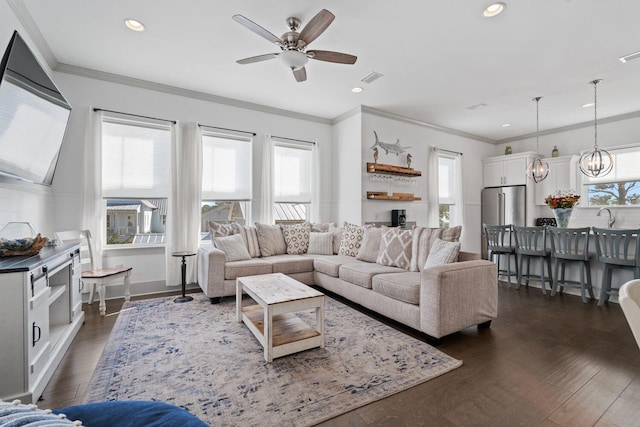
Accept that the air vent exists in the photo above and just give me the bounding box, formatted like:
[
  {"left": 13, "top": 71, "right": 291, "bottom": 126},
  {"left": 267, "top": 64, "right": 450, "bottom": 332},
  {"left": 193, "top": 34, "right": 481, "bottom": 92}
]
[
  {"left": 619, "top": 50, "right": 640, "bottom": 63},
  {"left": 361, "top": 71, "right": 384, "bottom": 84}
]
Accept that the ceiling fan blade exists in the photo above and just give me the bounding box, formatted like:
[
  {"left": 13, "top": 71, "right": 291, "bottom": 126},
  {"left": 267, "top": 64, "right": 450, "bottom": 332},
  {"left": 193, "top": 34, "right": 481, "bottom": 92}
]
[
  {"left": 236, "top": 53, "right": 279, "bottom": 64},
  {"left": 293, "top": 67, "right": 307, "bottom": 82},
  {"left": 308, "top": 50, "right": 357, "bottom": 64},
  {"left": 299, "top": 9, "right": 335, "bottom": 46},
  {"left": 232, "top": 14, "right": 282, "bottom": 45}
]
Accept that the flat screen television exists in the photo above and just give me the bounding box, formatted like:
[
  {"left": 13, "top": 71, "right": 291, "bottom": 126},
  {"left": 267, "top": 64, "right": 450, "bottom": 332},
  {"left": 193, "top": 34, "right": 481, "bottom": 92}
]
[{"left": 0, "top": 31, "right": 72, "bottom": 185}]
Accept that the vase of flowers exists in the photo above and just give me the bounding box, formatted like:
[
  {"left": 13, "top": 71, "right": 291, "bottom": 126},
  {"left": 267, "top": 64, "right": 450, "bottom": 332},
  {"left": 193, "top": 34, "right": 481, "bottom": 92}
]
[{"left": 545, "top": 190, "right": 580, "bottom": 228}]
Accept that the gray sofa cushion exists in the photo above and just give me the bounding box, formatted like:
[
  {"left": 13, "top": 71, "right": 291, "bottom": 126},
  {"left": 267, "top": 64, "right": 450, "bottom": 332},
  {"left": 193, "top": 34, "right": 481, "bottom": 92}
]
[
  {"left": 339, "top": 262, "right": 405, "bottom": 289},
  {"left": 262, "top": 254, "right": 314, "bottom": 274},
  {"left": 372, "top": 272, "right": 421, "bottom": 305},
  {"left": 313, "top": 255, "right": 358, "bottom": 277},
  {"left": 224, "top": 258, "right": 272, "bottom": 280}
]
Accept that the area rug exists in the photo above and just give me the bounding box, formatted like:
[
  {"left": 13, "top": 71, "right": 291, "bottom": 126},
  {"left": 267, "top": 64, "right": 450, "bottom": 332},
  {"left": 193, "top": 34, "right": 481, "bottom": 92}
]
[{"left": 84, "top": 294, "right": 462, "bottom": 426}]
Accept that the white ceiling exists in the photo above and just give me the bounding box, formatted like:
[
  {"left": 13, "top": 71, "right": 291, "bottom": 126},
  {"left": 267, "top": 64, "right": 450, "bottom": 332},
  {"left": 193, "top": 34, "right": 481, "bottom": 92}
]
[{"left": 17, "top": 0, "right": 640, "bottom": 142}]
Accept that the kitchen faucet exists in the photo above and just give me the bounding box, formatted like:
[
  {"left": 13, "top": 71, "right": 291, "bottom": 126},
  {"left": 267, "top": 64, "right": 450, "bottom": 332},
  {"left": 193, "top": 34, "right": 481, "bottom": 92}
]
[{"left": 597, "top": 207, "right": 616, "bottom": 228}]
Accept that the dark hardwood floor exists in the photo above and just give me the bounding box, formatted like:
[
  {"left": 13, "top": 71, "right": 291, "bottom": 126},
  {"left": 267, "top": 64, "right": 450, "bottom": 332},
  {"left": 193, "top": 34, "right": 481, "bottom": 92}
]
[{"left": 39, "top": 283, "right": 640, "bottom": 426}]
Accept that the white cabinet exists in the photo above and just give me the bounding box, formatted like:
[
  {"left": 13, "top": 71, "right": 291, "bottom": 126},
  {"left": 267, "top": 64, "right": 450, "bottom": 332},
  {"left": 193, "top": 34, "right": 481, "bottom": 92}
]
[
  {"left": 0, "top": 243, "right": 84, "bottom": 403},
  {"left": 483, "top": 152, "right": 536, "bottom": 187},
  {"left": 534, "top": 156, "right": 578, "bottom": 205}
]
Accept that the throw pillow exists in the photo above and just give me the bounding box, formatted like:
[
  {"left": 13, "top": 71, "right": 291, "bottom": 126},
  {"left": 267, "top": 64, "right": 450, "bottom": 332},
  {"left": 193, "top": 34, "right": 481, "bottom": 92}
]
[
  {"left": 281, "top": 222, "right": 311, "bottom": 254},
  {"left": 254, "top": 223, "right": 287, "bottom": 257},
  {"left": 1, "top": 399, "right": 78, "bottom": 425},
  {"left": 356, "top": 226, "right": 385, "bottom": 262},
  {"left": 376, "top": 228, "right": 413, "bottom": 269},
  {"left": 338, "top": 223, "right": 370, "bottom": 257},
  {"left": 441, "top": 225, "right": 462, "bottom": 242},
  {"left": 310, "top": 222, "right": 336, "bottom": 232},
  {"left": 231, "top": 223, "right": 261, "bottom": 258},
  {"left": 329, "top": 224, "right": 343, "bottom": 255},
  {"left": 307, "top": 232, "right": 333, "bottom": 255},
  {"left": 424, "top": 238, "right": 461, "bottom": 269},
  {"left": 208, "top": 221, "right": 234, "bottom": 238},
  {"left": 409, "top": 227, "right": 443, "bottom": 272},
  {"left": 213, "top": 234, "right": 252, "bottom": 262}
]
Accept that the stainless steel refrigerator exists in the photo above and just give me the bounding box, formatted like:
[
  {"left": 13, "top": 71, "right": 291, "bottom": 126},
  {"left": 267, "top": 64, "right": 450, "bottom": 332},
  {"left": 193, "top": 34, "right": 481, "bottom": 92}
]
[{"left": 481, "top": 185, "right": 526, "bottom": 259}]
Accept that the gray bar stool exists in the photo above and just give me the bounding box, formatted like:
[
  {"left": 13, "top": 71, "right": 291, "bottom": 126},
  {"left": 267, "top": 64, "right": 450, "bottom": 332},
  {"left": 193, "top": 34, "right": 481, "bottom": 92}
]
[
  {"left": 513, "top": 226, "right": 553, "bottom": 294},
  {"left": 484, "top": 224, "right": 517, "bottom": 287},
  {"left": 547, "top": 226, "right": 594, "bottom": 303},
  {"left": 592, "top": 227, "right": 640, "bottom": 306}
]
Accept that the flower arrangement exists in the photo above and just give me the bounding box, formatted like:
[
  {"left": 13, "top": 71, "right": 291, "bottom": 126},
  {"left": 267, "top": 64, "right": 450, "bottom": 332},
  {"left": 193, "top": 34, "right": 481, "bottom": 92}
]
[{"left": 545, "top": 190, "right": 580, "bottom": 209}]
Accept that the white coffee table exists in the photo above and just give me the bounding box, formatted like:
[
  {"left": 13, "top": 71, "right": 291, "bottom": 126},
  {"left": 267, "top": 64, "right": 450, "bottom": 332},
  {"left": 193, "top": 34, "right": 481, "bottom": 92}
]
[{"left": 236, "top": 273, "right": 325, "bottom": 362}]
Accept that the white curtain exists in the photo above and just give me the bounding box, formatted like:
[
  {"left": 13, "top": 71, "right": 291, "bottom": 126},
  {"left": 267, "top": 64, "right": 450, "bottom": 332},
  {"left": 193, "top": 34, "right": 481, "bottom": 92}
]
[
  {"left": 451, "top": 153, "right": 465, "bottom": 229},
  {"left": 259, "top": 134, "right": 274, "bottom": 224},
  {"left": 81, "top": 107, "right": 103, "bottom": 269},
  {"left": 165, "top": 122, "right": 202, "bottom": 286},
  {"left": 427, "top": 146, "right": 440, "bottom": 227},
  {"left": 310, "top": 142, "right": 320, "bottom": 223}
]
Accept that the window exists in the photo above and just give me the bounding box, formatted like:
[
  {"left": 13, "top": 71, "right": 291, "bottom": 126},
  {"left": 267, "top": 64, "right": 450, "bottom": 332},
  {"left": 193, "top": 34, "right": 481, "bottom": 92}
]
[
  {"left": 101, "top": 114, "right": 172, "bottom": 246},
  {"left": 581, "top": 146, "right": 640, "bottom": 206},
  {"left": 200, "top": 130, "right": 252, "bottom": 241},
  {"left": 273, "top": 140, "right": 313, "bottom": 224},
  {"left": 438, "top": 153, "right": 461, "bottom": 228}
]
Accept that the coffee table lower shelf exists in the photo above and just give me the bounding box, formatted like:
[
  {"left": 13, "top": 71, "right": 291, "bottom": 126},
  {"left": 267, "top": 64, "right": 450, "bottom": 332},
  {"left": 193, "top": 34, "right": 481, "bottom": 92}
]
[{"left": 241, "top": 305, "right": 323, "bottom": 360}]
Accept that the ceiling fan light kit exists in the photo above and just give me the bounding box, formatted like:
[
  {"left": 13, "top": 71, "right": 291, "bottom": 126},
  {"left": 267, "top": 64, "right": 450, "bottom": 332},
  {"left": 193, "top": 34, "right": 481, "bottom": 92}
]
[
  {"left": 526, "top": 96, "right": 549, "bottom": 183},
  {"left": 233, "top": 9, "right": 357, "bottom": 82},
  {"left": 579, "top": 79, "right": 613, "bottom": 178}
]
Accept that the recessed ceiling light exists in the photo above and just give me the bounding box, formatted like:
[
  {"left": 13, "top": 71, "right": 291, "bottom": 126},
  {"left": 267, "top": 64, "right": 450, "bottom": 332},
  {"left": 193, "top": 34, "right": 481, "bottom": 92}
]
[
  {"left": 582, "top": 102, "right": 595, "bottom": 108},
  {"left": 352, "top": 87, "right": 363, "bottom": 93},
  {"left": 501, "top": 123, "right": 511, "bottom": 127},
  {"left": 483, "top": 2, "right": 506, "bottom": 17},
  {"left": 124, "top": 19, "right": 145, "bottom": 32}
]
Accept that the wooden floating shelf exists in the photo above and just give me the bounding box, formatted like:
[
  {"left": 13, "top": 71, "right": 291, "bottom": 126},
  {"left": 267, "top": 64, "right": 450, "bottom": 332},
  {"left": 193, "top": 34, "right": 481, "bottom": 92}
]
[
  {"left": 367, "top": 191, "right": 422, "bottom": 201},
  {"left": 366, "top": 162, "right": 422, "bottom": 177}
]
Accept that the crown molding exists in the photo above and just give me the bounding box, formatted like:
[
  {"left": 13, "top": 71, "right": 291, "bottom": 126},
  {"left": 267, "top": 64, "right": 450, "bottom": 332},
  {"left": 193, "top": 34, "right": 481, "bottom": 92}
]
[
  {"left": 55, "top": 63, "right": 332, "bottom": 125},
  {"left": 497, "top": 110, "right": 640, "bottom": 144},
  {"left": 331, "top": 106, "right": 363, "bottom": 125},
  {"left": 359, "top": 106, "right": 496, "bottom": 144},
  {"left": 6, "top": 0, "right": 58, "bottom": 70}
]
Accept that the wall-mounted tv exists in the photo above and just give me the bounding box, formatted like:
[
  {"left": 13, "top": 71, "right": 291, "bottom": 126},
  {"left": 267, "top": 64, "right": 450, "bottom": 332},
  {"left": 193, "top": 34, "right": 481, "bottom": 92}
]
[{"left": 0, "top": 31, "right": 72, "bottom": 186}]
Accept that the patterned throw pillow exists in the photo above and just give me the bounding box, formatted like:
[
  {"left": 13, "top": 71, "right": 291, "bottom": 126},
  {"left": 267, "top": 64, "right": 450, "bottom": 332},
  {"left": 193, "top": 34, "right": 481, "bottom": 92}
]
[
  {"left": 376, "top": 228, "right": 413, "bottom": 269},
  {"left": 231, "top": 224, "right": 261, "bottom": 258},
  {"left": 424, "top": 238, "right": 461, "bottom": 269},
  {"left": 338, "top": 223, "right": 370, "bottom": 257},
  {"left": 307, "top": 232, "right": 333, "bottom": 255},
  {"left": 208, "top": 221, "right": 234, "bottom": 238},
  {"left": 281, "top": 222, "right": 311, "bottom": 255},
  {"left": 0, "top": 399, "right": 78, "bottom": 425},
  {"left": 254, "top": 223, "right": 287, "bottom": 257},
  {"left": 214, "top": 234, "right": 252, "bottom": 262}
]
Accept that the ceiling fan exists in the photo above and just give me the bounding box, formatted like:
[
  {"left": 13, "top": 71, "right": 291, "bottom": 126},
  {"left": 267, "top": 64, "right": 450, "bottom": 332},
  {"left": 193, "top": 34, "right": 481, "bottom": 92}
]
[{"left": 233, "top": 9, "right": 357, "bottom": 82}]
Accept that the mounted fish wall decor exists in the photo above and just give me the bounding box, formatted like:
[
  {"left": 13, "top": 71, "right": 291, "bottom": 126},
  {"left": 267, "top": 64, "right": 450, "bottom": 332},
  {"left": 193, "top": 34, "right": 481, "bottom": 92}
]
[{"left": 370, "top": 131, "right": 411, "bottom": 156}]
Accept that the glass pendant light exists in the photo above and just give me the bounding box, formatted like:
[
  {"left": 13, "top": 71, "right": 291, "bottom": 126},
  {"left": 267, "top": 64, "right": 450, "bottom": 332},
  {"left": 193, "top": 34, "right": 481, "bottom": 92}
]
[
  {"left": 579, "top": 79, "right": 613, "bottom": 178},
  {"left": 526, "top": 96, "right": 549, "bottom": 183}
]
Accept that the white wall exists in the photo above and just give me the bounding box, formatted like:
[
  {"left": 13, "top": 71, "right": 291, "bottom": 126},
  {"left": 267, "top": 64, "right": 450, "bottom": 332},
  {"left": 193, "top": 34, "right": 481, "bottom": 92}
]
[
  {"left": 331, "top": 109, "right": 362, "bottom": 225},
  {"left": 360, "top": 111, "right": 495, "bottom": 252}
]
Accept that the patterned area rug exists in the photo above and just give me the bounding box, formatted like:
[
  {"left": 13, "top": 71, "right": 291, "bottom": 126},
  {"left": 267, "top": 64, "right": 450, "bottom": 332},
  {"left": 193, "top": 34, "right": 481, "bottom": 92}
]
[{"left": 85, "top": 294, "right": 462, "bottom": 426}]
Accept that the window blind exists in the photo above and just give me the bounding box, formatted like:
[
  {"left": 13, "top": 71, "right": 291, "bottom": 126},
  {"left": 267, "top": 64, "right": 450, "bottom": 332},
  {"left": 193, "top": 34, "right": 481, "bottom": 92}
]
[
  {"left": 101, "top": 117, "right": 172, "bottom": 198},
  {"left": 201, "top": 133, "right": 252, "bottom": 200},
  {"left": 438, "top": 154, "right": 456, "bottom": 204},
  {"left": 273, "top": 142, "right": 312, "bottom": 203}
]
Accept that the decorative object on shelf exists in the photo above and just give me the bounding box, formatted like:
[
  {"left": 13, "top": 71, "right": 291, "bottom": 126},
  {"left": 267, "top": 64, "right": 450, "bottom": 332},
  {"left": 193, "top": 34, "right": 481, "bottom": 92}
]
[
  {"left": 552, "top": 146, "right": 559, "bottom": 157},
  {"left": 372, "top": 147, "right": 379, "bottom": 164},
  {"left": 505, "top": 145, "right": 512, "bottom": 155},
  {"left": 406, "top": 153, "right": 412, "bottom": 169},
  {"left": 370, "top": 130, "right": 410, "bottom": 156},
  {"left": 579, "top": 79, "right": 613, "bottom": 178},
  {"left": 545, "top": 190, "right": 580, "bottom": 228},
  {"left": 526, "top": 96, "right": 549, "bottom": 183}
]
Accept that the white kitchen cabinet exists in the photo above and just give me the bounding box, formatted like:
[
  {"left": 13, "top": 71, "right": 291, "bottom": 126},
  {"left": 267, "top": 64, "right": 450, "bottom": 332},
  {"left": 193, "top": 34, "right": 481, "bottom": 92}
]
[
  {"left": 534, "top": 156, "right": 578, "bottom": 205},
  {"left": 483, "top": 152, "right": 537, "bottom": 187},
  {"left": 0, "top": 243, "right": 84, "bottom": 403}
]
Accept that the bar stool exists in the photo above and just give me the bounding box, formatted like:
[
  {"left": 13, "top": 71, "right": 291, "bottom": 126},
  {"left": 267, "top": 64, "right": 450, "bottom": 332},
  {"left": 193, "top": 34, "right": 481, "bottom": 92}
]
[
  {"left": 484, "top": 224, "right": 518, "bottom": 287},
  {"left": 513, "top": 226, "right": 553, "bottom": 294},
  {"left": 592, "top": 227, "right": 640, "bottom": 306},
  {"left": 547, "top": 226, "right": 594, "bottom": 303}
]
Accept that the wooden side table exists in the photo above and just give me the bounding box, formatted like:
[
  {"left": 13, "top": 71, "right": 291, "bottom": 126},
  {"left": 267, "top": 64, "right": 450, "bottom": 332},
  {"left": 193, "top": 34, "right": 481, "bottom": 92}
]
[{"left": 172, "top": 251, "right": 195, "bottom": 303}]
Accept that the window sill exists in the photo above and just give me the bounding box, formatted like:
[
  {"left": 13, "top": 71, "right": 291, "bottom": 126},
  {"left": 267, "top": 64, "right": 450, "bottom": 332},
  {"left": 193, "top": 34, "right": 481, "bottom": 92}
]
[{"left": 103, "top": 244, "right": 166, "bottom": 251}]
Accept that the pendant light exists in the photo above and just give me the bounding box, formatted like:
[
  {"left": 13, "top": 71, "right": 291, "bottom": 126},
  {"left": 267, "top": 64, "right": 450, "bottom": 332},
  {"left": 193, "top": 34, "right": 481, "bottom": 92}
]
[
  {"left": 579, "top": 79, "right": 613, "bottom": 178},
  {"left": 526, "top": 96, "right": 549, "bottom": 183}
]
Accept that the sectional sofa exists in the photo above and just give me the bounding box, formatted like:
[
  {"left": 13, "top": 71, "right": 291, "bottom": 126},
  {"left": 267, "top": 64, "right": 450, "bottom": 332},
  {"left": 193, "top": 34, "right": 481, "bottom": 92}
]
[{"left": 197, "top": 222, "right": 498, "bottom": 340}]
